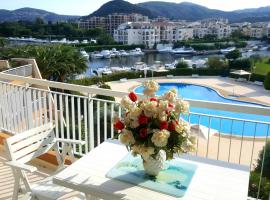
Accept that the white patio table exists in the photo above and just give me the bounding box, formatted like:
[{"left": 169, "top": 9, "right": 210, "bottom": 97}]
[{"left": 53, "top": 140, "right": 250, "bottom": 200}]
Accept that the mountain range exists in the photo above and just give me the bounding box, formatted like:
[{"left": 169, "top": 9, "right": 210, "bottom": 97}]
[
  {"left": 0, "top": 7, "right": 79, "bottom": 23},
  {"left": 1, "top": 1, "right": 270, "bottom": 23}
]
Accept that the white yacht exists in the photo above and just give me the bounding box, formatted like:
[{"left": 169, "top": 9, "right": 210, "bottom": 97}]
[
  {"left": 100, "top": 50, "right": 111, "bottom": 59},
  {"left": 165, "top": 60, "right": 178, "bottom": 69},
  {"left": 119, "top": 50, "right": 129, "bottom": 57},
  {"left": 158, "top": 46, "right": 173, "bottom": 53},
  {"left": 93, "top": 67, "right": 112, "bottom": 77},
  {"left": 91, "top": 52, "right": 103, "bottom": 59},
  {"left": 111, "top": 48, "right": 121, "bottom": 57},
  {"left": 80, "top": 50, "right": 89, "bottom": 61},
  {"left": 150, "top": 61, "right": 168, "bottom": 72},
  {"left": 171, "top": 47, "right": 195, "bottom": 54},
  {"left": 129, "top": 48, "right": 144, "bottom": 56},
  {"left": 111, "top": 67, "right": 131, "bottom": 72},
  {"left": 220, "top": 47, "right": 236, "bottom": 54},
  {"left": 131, "top": 62, "right": 148, "bottom": 71}
]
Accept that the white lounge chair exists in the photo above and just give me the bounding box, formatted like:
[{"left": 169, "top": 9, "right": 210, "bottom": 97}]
[
  {"left": 120, "top": 78, "right": 127, "bottom": 82},
  {"left": 191, "top": 74, "right": 199, "bottom": 78},
  {"left": 4, "top": 123, "right": 85, "bottom": 200},
  {"left": 166, "top": 75, "right": 174, "bottom": 78}
]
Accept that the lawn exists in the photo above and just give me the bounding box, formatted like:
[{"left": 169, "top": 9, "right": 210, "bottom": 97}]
[{"left": 254, "top": 58, "right": 270, "bottom": 75}]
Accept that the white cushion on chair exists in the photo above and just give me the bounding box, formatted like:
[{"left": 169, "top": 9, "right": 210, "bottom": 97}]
[{"left": 31, "top": 176, "right": 73, "bottom": 200}]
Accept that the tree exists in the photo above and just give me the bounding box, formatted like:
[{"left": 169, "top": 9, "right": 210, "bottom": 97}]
[
  {"left": 3, "top": 45, "right": 88, "bottom": 82},
  {"left": 207, "top": 57, "right": 228, "bottom": 69},
  {"left": 264, "top": 72, "right": 270, "bottom": 90},
  {"left": 228, "top": 58, "right": 252, "bottom": 70},
  {"left": 0, "top": 37, "right": 7, "bottom": 48},
  {"left": 225, "top": 49, "right": 242, "bottom": 60}
]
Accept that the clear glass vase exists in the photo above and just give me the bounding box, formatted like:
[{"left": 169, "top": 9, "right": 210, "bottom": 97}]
[{"left": 143, "top": 150, "right": 166, "bottom": 176}]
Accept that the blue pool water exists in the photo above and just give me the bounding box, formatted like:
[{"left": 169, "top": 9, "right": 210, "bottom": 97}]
[{"left": 135, "top": 83, "right": 270, "bottom": 137}]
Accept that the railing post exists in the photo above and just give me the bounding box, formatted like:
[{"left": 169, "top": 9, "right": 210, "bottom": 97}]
[
  {"left": 88, "top": 94, "right": 95, "bottom": 151},
  {"left": 24, "top": 84, "right": 33, "bottom": 129}
]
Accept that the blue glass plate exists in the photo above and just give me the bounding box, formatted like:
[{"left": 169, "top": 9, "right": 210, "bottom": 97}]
[{"left": 106, "top": 154, "right": 197, "bottom": 197}]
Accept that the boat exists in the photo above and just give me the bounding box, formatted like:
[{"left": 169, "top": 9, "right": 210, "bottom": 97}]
[
  {"left": 165, "top": 60, "right": 178, "bottom": 69},
  {"left": 111, "top": 67, "right": 131, "bottom": 72},
  {"left": 150, "top": 61, "right": 168, "bottom": 72},
  {"left": 111, "top": 48, "right": 121, "bottom": 57},
  {"left": 119, "top": 50, "right": 129, "bottom": 57},
  {"left": 131, "top": 62, "right": 148, "bottom": 71},
  {"left": 171, "top": 47, "right": 195, "bottom": 54},
  {"left": 129, "top": 48, "right": 144, "bottom": 56},
  {"left": 220, "top": 47, "right": 236, "bottom": 54},
  {"left": 91, "top": 52, "right": 103, "bottom": 59},
  {"left": 93, "top": 67, "right": 112, "bottom": 77},
  {"left": 100, "top": 50, "right": 111, "bottom": 59},
  {"left": 158, "top": 46, "right": 173, "bottom": 53},
  {"left": 80, "top": 50, "right": 89, "bottom": 61}
]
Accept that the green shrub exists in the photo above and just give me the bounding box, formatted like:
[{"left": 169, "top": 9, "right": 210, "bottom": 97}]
[
  {"left": 255, "top": 142, "right": 270, "bottom": 179},
  {"left": 229, "top": 58, "right": 252, "bottom": 70},
  {"left": 264, "top": 72, "right": 270, "bottom": 90},
  {"left": 176, "top": 61, "right": 189, "bottom": 69},
  {"left": 250, "top": 74, "right": 266, "bottom": 82},
  {"left": 248, "top": 171, "right": 270, "bottom": 200},
  {"left": 225, "top": 49, "right": 242, "bottom": 60},
  {"left": 207, "top": 57, "right": 228, "bottom": 69},
  {"left": 94, "top": 83, "right": 115, "bottom": 102}
]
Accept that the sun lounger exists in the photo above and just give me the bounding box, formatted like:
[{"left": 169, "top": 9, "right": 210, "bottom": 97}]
[
  {"left": 191, "top": 74, "right": 199, "bottom": 78},
  {"left": 166, "top": 75, "right": 174, "bottom": 78},
  {"left": 120, "top": 78, "right": 127, "bottom": 82}
]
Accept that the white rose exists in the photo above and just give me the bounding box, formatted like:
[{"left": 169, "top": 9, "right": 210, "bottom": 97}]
[
  {"left": 121, "top": 96, "right": 133, "bottom": 110},
  {"left": 175, "top": 99, "right": 189, "bottom": 114},
  {"left": 158, "top": 100, "right": 169, "bottom": 112},
  {"left": 143, "top": 80, "right": 159, "bottom": 96},
  {"left": 140, "top": 146, "right": 155, "bottom": 160},
  {"left": 119, "top": 129, "right": 135, "bottom": 145},
  {"left": 151, "top": 129, "right": 170, "bottom": 147},
  {"left": 175, "top": 120, "right": 191, "bottom": 136},
  {"left": 142, "top": 100, "right": 158, "bottom": 117},
  {"left": 130, "top": 119, "right": 140, "bottom": 128},
  {"left": 158, "top": 111, "right": 167, "bottom": 121},
  {"left": 129, "top": 107, "right": 142, "bottom": 119},
  {"left": 163, "top": 90, "right": 177, "bottom": 103}
]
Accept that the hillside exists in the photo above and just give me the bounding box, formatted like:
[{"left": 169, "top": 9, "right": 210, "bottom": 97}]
[
  {"left": 86, "top": 0, "right": 155, "bottom": 18},
  {"left": 0, "top": 7, "right": 80, "bottom": 23}
]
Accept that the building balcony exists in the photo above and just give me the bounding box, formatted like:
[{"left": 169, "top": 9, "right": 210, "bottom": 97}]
[{"left": 0, "top": 64, "right": 270, "bottom": 199}]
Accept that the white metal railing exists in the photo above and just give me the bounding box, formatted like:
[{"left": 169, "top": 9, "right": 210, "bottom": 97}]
[
  {"left": 0, "top": 73, "right": 270, "bottom": 199},
  {"left": 1, "top": 64, "right": 33, "bottom": 78}
]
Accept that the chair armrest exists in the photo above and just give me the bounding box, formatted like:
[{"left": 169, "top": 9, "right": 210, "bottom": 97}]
[
  {"left": 6, "top": 161, "right": 37, "bottom": 173},
  {"left": 56, "top": 139, "right": 86, "bottom": 145}
]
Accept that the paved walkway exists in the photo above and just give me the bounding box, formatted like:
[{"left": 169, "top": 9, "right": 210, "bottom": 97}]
[{"left": 108, "top": 76, "right": 270, "bottom": 105}]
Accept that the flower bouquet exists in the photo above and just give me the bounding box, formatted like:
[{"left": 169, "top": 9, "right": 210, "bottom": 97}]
[{"left": 114, "top": 80, "right": 195, "bottom": 176}]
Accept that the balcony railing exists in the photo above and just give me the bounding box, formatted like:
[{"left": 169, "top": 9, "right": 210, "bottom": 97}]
[{"left": 0, "top": 72, "right": 270, "bottom": 199}]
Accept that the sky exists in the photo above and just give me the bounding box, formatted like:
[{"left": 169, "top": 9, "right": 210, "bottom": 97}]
[{"left": 1, "top": 0, "right": 270, "bottom": 16}]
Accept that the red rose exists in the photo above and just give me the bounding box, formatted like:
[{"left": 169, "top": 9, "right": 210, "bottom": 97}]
[
  {"left": 138, "top": 115, "right": 148, "bottom": 125},
  {"left": 168, "top": 103, "right": 174, "bottom": 108},
  {"left": 160, "top": 121, "right": 168, "bottom": 130},
  {"left": 139, "top": 128, "right": 148, "bottom": 138},
  {"left": 128, "top": 92, "right": 137, "bottom": 102},
  {"left": 150, "top": 97, "right": 157, "bottom": 102},
  {"left": 168, "top": 122, "right": 175, "bottom": 131},
  {"left": 114, "top": 120, "right": 124, "bottom": 130}
]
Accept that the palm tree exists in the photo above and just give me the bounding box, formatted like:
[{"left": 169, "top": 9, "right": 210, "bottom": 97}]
[{"left": 3, "top": 45, "right": 88, "bottom": 82}]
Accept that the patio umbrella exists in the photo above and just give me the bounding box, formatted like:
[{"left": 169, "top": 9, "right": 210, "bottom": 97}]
[{"left": 230, "top": 69, "right": 251, "bottom": 81}]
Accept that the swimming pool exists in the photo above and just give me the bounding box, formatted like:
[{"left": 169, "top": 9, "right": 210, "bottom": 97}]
[{"left": 135, "top": 83, "right": 270, "bottom": 137}]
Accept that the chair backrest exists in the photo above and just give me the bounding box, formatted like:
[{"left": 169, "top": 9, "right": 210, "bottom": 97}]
[{"left": 5, "top": 123, "right": 56, "bottom": 164}]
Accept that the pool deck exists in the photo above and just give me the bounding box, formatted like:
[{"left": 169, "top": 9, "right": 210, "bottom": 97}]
[
  {"left": 108, "top": 76, "right": 270, "bottom": 106},
  {"left": 107, "top": 76, "right": 270, "bottom": 167}
]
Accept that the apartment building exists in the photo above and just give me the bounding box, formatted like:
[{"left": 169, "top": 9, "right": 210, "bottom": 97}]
[
  {"left": 78, "top": 13, "right": 149, "bottom": 36},
  {"left": 114, "top": 21, "right": 193, "bottom": 48}
]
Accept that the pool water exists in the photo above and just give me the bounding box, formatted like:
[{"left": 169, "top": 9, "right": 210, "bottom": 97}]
[{"left": 135, "top": 83, "right": 270, "bottom": 137}]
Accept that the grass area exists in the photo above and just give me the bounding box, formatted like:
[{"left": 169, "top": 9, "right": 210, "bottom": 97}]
[{"left": 254, "top": 58, "right": 270, "bottom": 75}]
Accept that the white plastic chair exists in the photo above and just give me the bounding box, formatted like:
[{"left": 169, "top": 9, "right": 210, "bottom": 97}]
[{"left": 4, "top": 123, "right": 85, "bottom": 200}]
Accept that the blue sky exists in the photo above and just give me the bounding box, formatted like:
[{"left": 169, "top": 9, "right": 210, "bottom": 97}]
[{"left": 1, "top": 0, "right": 270, "bottom": 15}]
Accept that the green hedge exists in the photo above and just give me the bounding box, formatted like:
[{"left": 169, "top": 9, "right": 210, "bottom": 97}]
[
  {"left": 76, "top": 44, "right": 145, "bottom": 52},
  {"left": 70, "top": 68, "right": 224, "bottom": 86}
]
